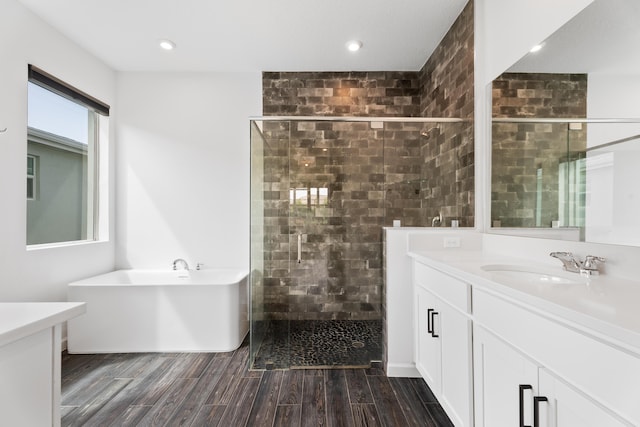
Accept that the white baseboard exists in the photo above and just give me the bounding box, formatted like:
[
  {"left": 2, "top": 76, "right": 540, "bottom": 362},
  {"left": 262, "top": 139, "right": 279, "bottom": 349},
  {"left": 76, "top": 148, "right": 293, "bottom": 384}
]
[{"left": 386, "top": 363, "right": 421, "bottom": 378}]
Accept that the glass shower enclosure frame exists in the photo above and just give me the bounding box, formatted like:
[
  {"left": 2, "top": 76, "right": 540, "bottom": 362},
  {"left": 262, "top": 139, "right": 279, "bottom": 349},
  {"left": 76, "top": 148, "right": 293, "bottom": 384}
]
[{"left": 250, "top": 116, "right": 467, "bottom": 370}]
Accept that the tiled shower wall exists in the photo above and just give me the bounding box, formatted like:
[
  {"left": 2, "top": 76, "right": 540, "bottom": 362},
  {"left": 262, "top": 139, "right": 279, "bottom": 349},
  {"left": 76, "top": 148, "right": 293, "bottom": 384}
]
[
  {"left": 420, "top": 0, "right": 475, "bottom": 227},
  {"left": 262, "top": 71, "right": 421, "bottom": 117},
  {"left": 257, "top": 119, "right": 466, "bottom": 321},
  {"left": 261, "top": 120, "right": 386, "bottom": 320},
  {"left": 258, "top": 0, "right": 475, "bottom": 321},
  {"left": 491, "top": 72, "right": 587, "bottom": 227}
]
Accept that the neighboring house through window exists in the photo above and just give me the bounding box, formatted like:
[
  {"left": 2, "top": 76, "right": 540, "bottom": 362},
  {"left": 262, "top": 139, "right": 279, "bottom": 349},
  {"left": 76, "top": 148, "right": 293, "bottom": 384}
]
[{"left": 27, "top": 155, "right": 37, "bottom": 200}]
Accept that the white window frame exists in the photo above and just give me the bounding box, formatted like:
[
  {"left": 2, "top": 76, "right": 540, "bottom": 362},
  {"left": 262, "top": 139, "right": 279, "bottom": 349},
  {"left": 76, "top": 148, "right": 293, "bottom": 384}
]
[
  {"left": 26, "top": 65, "right": 109, "bottom": 248},
  {"left": 27, "top": 155, "right": 37, "bottom": 201}
]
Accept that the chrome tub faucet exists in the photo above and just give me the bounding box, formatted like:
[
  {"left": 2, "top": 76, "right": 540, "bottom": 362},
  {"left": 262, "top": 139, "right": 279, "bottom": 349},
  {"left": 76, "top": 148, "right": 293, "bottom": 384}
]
[
  {"left": 172, "top": 258, "right": 189, "bottom": 271},
  {"left": 550, "top": 252, "right": 606, "bottom": 276}
]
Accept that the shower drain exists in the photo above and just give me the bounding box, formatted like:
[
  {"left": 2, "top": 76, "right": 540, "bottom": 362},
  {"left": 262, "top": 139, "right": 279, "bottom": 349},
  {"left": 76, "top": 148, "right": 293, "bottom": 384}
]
[{"left": 351, "top": 341, "right": 365, "bottom": 348}]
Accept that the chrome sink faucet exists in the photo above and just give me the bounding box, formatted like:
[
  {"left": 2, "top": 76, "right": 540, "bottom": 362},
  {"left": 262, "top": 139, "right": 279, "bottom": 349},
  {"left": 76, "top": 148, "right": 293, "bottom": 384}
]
[
  {"left": 550, "top": 252, "right": 606, "bottom": 276},
  {"left": 172, "top": 258, "right": 189, "bottom": 271}
]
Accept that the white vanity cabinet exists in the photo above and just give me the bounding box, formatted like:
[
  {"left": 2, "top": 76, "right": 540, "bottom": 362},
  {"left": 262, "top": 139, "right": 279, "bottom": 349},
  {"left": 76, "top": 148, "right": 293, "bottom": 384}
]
[
  {"left": 473, "top": 288, "right": 639, "bottom": 427},
  {"left": 0, "top": 302, "right": 86, "bottom": 427},
  {"left": 410, "top": 252, "right": 640, "bottom": 427},
  {"left": 474, "top": 324, "right": 631, "bottom": 427},
  {"left": 473, "top": 326, "right": 539, "bottom": 427},
  {"left": 537, "top": 368, "right": 630, "bottom": 427},
  {"left": 413, "top": 261, "right": 473, "bottom": 427}
]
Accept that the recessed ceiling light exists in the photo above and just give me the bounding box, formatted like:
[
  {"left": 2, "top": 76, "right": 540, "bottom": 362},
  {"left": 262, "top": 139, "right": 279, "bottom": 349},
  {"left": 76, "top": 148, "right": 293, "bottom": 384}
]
[
  {"left": 346, "top": 40, "right": 363, "bottom": 52},
  {"left": 159, "top": 39, "right": 176, "bottom": 51},
  {"left": 530, "top": 44, "right": 543, "bottom": 53}
]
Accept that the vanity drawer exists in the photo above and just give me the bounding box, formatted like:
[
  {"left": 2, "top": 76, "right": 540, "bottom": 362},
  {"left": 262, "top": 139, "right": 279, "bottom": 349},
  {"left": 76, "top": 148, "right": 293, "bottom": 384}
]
[
  {"left": 413, "top": 262, "right": 471, "bottom": 313},
  {"left": 474, "top": 289, "right": 640, "bottom": 424}
]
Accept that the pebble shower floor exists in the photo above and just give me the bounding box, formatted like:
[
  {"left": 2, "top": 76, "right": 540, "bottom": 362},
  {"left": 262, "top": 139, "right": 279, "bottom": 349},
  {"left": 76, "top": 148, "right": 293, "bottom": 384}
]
[{"left": 252, "top": 319, "right": 383, "bottom": 370}]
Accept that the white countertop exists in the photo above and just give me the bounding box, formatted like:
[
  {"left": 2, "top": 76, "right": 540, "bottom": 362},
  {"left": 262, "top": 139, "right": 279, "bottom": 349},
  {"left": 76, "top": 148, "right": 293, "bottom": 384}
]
[
  {"left": 0, "top": 302, "right": 86, "bottom": 347},
  {"left": 408, "top": 250, "right": 640, "bottom": 354}
]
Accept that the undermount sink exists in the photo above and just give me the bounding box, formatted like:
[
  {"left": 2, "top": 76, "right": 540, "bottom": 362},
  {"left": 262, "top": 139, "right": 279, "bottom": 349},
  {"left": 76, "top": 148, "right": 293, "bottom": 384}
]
[{"left": 481, "top": 264, "right": 587, "bottom": 285}]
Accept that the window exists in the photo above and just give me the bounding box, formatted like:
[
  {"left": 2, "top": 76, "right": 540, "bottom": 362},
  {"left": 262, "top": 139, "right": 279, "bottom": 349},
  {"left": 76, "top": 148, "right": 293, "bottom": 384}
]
[
  {"left": 27, "top": 155, "right": 37, "bottom": 200},
  {"left": 27, "top": 65, "right": 109, "bottom": 246},
  {"left": 290, "top": 186, "right": 329, "bottom": 207}
]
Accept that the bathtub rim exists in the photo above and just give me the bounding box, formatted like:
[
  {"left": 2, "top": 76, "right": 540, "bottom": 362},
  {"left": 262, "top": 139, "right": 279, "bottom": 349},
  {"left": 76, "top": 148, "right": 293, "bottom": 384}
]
[{"left": 68, "top": 268, "right": 249, "bottom": 287}]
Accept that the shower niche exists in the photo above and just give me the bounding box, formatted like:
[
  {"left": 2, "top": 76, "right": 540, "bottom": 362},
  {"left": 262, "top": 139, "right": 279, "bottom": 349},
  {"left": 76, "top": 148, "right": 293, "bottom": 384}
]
[{"left": 249, "top": 117, "right": 467, "bottom": 369}]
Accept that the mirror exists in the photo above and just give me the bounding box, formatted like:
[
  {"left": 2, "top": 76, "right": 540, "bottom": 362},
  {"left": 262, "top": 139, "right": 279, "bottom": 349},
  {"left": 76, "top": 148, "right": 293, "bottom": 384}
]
[{"left": 489, "top": 0, "right": 640, "bottom": 246}]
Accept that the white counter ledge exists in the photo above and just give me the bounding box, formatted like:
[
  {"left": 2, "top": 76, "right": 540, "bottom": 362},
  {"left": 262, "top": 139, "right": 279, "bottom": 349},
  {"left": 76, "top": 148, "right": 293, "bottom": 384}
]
[
  {"left": 0, "top": 302, "right": 86, "bottom": 347},
  {"left": 0, "top": 302, "right": 86, "bottom": 427},
  {"left": 408, "top": 250, "right": 640, "bottom": 354}
]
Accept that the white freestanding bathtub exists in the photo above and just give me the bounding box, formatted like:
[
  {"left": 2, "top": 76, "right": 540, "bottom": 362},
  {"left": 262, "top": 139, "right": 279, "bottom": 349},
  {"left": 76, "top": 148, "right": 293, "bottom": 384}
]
[{"left": 67, "top": 269, "right": 248, "bottom": 353}]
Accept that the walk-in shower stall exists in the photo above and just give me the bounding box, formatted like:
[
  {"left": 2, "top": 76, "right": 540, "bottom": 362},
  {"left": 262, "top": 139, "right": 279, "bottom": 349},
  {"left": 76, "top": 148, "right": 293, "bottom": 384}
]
[{"left": 249, "top": 117, "right": 469, "bottom": 369}]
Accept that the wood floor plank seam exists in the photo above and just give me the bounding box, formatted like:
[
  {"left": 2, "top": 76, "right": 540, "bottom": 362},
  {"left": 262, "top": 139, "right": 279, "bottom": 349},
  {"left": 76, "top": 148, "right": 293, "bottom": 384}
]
[
  {"left": 61, "top": 344, "right": 453, "bottom": 427},
  {"left": 217, "top": 376, "right": 261, "bottom": 427},
  {"left": 302, "top": 372, "right": 328, "bottom": 427},
  {"left": 163, "top": 354, "right": 235, "bottom": 427},
  {"left": 245, "top": 370, "right": 284, "bottom": 427}
]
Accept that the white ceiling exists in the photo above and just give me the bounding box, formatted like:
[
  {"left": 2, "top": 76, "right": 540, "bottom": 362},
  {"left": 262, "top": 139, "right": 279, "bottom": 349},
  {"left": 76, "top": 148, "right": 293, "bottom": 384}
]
[
  {"left": 18, "top": 0, "right": 469, "bottom": 72},
  {"left": 509, "top": 0, "right": 640, "bottom": 74}
]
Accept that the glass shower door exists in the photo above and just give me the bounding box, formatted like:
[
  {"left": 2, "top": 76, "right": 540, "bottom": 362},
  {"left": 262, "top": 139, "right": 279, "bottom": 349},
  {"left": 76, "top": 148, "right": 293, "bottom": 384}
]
[
  {"left": 250, "top": 119, "right": 385, "bottom": 369},
  {"left": 285, "top": 120, "right": 384, "bottom": 367}
]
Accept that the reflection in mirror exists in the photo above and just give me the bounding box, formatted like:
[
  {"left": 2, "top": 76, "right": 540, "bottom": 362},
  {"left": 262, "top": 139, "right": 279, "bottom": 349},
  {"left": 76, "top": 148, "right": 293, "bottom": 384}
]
[
  {"left": 585, "top": 125, "right": 640, "bottom": 246},
  {"left": 489, "top": 0, "right": 640, "bottom": 246},
  {"left": 492, "top": 119, "right": 640, "bottom": 245},
  {"left": 491, "top": 119, "right": 585, "bottom": 237}
]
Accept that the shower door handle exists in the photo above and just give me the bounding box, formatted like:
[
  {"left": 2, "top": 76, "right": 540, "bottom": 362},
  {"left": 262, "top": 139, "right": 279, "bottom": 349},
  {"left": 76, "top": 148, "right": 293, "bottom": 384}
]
[{"left": 297, "top": 233, "right": 302, "bottom": 263}]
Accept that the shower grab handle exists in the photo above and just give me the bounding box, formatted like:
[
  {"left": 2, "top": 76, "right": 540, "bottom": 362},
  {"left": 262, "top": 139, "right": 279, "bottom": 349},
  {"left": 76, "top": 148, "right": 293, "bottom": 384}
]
[{"left": 297, "top": 233, "right": 302, "bottom": 263}]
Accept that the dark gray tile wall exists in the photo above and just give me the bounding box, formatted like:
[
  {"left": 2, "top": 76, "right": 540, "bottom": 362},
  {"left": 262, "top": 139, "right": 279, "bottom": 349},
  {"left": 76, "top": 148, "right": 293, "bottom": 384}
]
[
  {"left": 493, "top": 73, "right": 588, "bottom": 118},
  {"left": 419, "top": 0, "right": 475, "bottom": 228},
  {"left": 260, "top": 120, "right": 386, "bottom": 321},
  {"left": 258, "top": 0, "right": 475, "bottom": 321},
  {"left": 262, "top": 72, "right": 421, "bottom": 117}
]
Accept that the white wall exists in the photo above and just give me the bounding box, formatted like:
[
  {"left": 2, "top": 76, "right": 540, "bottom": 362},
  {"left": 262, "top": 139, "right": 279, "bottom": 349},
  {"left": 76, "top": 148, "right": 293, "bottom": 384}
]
[
  {"left": 0, "top": 0, "right": 116, "bottom": 302},
  {"left": 115, "top": 72, "right": 261, "bottom": 271}
]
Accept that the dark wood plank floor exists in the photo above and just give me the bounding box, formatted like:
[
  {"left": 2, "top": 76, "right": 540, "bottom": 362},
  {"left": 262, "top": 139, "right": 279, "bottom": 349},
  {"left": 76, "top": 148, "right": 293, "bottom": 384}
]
[{"left": 61, "top": 340, "right": 453, "bottom": 427}]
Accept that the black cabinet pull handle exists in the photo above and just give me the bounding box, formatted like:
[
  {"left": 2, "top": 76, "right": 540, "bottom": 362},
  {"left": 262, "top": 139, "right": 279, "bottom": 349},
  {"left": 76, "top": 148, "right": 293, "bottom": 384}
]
[
  {"left": 534, "top": 396, "right": 548, "bottom": 427},
  {"left": 427, "top": 308, "right": 434, "bottom": 334},
  {"left": 519, "top": 384, "right": 533, "bottom": 427},
  {"left": 431, "top": 311, "right": 439, "bottom": 337}
]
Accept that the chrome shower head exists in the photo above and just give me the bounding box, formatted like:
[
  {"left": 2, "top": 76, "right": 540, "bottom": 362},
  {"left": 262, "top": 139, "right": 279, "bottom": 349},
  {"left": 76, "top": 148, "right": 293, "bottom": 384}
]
[{"left": 420, "top": 126, "right": 440, "bottom": 139}]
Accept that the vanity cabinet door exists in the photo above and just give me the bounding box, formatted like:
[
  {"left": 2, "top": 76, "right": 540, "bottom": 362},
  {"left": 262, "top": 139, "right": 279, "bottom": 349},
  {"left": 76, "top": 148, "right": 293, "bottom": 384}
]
[
  {"left": 438, "top": 296, "right": 473, "bottom": 427},
  {"left": 537, "top": 369, "right": 632, "bottom": 427},
  {"left": 473, "top": 325, "right": 539, "bottom": 427},
  {"left": 415, "top": 284, "right": 473, "bottom": 426},
  {"left": 415, "top": 286, "right": 441, "bottom": 392}
]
